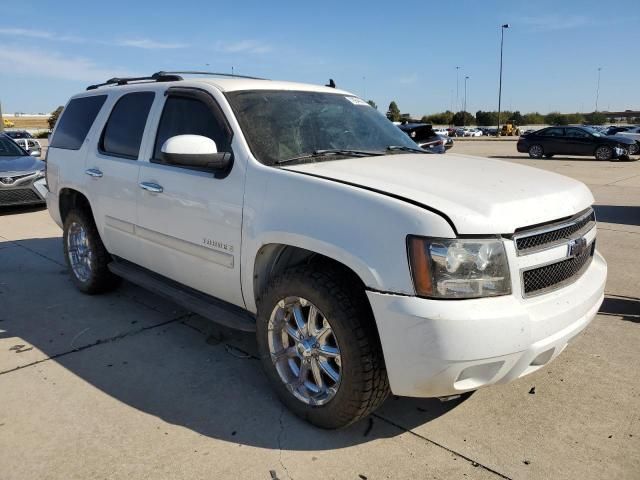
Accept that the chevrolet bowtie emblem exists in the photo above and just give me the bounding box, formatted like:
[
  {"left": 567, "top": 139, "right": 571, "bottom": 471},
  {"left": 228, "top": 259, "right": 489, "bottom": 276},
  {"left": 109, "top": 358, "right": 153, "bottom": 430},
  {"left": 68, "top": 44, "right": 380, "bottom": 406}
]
[{"left": 567, "top": 237, "right": 587, "bottom": 258}]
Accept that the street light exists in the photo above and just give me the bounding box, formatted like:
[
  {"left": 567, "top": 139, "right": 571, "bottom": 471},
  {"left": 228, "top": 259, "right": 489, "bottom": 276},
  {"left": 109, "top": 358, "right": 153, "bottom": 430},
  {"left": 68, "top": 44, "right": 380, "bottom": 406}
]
[
  {"left": 463, "top": 75, "right": 470, "bottom": 126},
  {"left": 455, "top": 66, "right": 461, "bottom": 112},
  {"left": 595, "top": 67, "right": 602, "bottom": 112},
  {"left": 497, "top": 23, "right": 509, "bottom": 136}
]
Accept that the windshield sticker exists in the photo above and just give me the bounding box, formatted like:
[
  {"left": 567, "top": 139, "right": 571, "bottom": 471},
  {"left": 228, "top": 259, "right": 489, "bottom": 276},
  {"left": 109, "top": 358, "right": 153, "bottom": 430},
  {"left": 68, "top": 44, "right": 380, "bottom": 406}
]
[{"left": 345, "top": 96, "right": 370, "bottom": 106}]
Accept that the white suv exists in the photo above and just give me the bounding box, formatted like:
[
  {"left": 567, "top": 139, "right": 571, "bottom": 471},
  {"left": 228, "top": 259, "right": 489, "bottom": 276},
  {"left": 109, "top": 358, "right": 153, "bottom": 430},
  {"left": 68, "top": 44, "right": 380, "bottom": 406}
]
[{"left": 46, "top": 72, "right": 607, "bottom": 428}]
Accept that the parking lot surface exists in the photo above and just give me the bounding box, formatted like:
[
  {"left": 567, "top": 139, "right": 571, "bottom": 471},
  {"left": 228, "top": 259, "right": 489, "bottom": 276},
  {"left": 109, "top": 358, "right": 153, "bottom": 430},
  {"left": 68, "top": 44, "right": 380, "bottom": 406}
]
[{"left": 1, "top": 141, "right": 638, "bottom": 479}]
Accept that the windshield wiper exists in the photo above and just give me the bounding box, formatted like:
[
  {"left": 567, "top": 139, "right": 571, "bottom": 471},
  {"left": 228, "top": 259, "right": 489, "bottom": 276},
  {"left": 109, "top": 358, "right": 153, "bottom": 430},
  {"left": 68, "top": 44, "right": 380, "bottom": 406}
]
[
  {"left": 275, "top": 149, "right": 384, "bottom": 165},
  {"left": 386, "top": 145, "right": 429, "bottom": 154}
]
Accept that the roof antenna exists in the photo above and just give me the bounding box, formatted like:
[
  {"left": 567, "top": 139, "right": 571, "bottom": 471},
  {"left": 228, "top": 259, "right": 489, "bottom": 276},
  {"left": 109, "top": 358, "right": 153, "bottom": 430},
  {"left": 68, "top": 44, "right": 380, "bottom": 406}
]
[{"left": 326, "top": 78, "right": 336, "bottom": 88}]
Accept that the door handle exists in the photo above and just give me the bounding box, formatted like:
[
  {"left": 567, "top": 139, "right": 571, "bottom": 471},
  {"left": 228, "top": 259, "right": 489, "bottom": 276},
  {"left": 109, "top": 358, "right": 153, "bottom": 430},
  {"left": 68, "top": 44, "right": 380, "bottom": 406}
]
[
  {"left": 139, "top": 182, "right": 163, "bottom": 194},
  {"left": 85, "top": 168, "right": 103, "bottom": 178}
]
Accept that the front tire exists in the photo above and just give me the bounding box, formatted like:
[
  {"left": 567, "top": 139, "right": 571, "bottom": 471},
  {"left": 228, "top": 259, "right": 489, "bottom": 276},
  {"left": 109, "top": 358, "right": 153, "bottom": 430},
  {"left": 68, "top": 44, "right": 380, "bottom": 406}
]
[
  {"left": 256, "top": 266, "right": 389, "bottom": 429},
  {"left": 595, "top": 145, "right": 613, "bottom": 161},
  {"left": 63, "top": 209, "right": 120, "bottom": 294},
  {"left": 528, "top": 144, "right": 544, "bottom": 159}
]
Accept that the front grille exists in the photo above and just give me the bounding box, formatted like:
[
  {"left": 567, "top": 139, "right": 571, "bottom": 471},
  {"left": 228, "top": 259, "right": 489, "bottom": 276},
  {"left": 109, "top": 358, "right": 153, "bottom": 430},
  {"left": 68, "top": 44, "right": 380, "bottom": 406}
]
[
  {"left": 0, "top": 172, "right": 34, "bottom": 185},
  {"left": 514, "top": 209, "right": 595, "bottom": 254},
  {"left": 0, "top": 189, "right": 41, "bottom": 205},
  {"left": 522, "top": 242, "right": 595, "bottom": 297}
]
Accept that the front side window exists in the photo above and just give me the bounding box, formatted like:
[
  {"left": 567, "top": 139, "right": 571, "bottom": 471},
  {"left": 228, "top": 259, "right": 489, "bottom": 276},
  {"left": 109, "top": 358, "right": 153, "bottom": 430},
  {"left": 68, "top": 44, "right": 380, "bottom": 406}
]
[
  {"left": 565, "top": 128, "right": 590, "bottom": 138},
  {"left": 541, "top": 127, "right": 565, "bottom": 137},
  {"left": 226, "top": 90, "right": 418, "bottom": 166},
  {"left": 153, "top": 95, "right": 231, "bottom": 163},
  {"left": 100, "top": 92, "right": 155, "bottom": 159},
  {"left": 50, "top": 95, "right": 107, "bottom": 150}
]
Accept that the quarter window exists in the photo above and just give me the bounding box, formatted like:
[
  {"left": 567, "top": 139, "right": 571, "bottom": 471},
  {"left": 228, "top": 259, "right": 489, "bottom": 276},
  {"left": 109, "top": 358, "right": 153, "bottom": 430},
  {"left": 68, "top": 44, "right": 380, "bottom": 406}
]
[
  {"left": 152, "top": 95, "right": 232, "bottom": 163},
  {"left": 50, "top": 95, "right": 107, "bottom": 150},
  {"left": 100, "top": 92, "right": 155, "bottom": 159}
]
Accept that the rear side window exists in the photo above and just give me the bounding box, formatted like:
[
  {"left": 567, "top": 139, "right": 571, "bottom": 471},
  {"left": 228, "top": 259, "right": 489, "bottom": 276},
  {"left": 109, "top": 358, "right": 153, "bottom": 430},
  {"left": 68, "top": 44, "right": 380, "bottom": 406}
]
[
  {"left": 100, "top": 92, "right": 155, "bottom": 159},
  {"left": 152, "top": 95, "right": 231, "bottom": 162},
  {"left": 50, "top": 95, "right": 107, "bottom": 150}
]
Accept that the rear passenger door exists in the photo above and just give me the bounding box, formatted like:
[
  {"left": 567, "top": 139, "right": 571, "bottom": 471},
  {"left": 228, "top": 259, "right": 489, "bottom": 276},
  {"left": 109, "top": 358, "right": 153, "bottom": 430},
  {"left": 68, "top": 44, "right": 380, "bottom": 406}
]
[
  {"left": 539, "top": 127, "right": 566, "bottom": 154},
  {"left": 135, "top": 87, "right": 245, "bottom": 308},
  {"left": 86, "top": 91, "right": 155, "bottom": 261}
]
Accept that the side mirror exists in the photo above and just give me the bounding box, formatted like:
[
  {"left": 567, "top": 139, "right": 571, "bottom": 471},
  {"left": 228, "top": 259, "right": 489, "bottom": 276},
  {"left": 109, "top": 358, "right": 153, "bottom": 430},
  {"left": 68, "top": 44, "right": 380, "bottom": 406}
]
[{"left": 160, "top": 135, "right": 231, "bottom": 171}]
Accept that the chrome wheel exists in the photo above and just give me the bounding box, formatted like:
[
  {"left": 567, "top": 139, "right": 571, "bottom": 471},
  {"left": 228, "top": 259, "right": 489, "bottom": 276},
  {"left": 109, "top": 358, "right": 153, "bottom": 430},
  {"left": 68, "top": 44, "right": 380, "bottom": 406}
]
[
  {"left": 529, "top": 145, "right": 543, "bottom": 158},
  {"left": 66, "top": 221, "right": 93, "bottom": 283},
  {"left": 267, "top": 297, "right": 342, "bottom": 406}
]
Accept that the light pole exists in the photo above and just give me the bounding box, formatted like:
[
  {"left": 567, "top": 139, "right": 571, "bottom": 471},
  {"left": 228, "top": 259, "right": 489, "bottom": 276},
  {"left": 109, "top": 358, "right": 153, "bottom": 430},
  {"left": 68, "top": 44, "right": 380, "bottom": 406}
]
[
  {"left": 497, "top": 23, "right": 509, "bottom": 136},
  {"left": 595, "top": 67, "right": 602, "bottom": 112},
  {"left": 455, "top": 66, "right": 461, "bottom": 112},
  {"left": 463, "top": 76, "right": 469, "bottom": 126}
]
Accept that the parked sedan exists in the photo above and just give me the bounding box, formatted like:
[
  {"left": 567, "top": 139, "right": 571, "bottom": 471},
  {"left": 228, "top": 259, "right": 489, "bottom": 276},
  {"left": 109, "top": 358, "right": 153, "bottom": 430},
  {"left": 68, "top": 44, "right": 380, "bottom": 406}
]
[
  {"left": 0, "top": 133, "right": 47, "bottom": 206},
  {"left": 398, "top": 123, "right": 445, "bottom": 153},
  {"left": 517, "top": 126, "right": 636, "bottom": 160}
]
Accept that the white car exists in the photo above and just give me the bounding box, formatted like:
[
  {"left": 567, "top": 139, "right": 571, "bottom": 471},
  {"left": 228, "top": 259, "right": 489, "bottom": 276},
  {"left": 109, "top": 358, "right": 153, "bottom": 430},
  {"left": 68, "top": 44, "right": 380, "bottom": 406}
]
[
  {"left": 617, "top": 126, "right": 640, "bottom": 142},
  {"left": 433, "top": 128, "right": 449, "bottom": 136},
  {"left": 464, "top": 128, "right": 483, "bottom": 137},
  {"left": 46, "top": 72, "right": 607, "bottom": 429}
]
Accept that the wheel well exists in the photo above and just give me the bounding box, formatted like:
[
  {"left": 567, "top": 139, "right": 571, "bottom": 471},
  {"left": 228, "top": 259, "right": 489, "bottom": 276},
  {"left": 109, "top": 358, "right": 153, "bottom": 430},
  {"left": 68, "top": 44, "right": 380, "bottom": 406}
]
[
  {"left": 253, "top": 244, "right": 367, "bottom": 305},
  {"left": 59, "top": 188, "right": 92, "bottom": 224}
]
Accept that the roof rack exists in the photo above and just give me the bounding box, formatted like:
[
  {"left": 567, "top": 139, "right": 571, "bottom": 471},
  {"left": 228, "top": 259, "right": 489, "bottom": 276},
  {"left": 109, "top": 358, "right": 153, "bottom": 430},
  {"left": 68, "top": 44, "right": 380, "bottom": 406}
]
[
  {"left": 86, "top": 72, "right": 182, "bottom": 90},
  {"left": 154, "top": 70, "right": 267, "bottom": 80}
]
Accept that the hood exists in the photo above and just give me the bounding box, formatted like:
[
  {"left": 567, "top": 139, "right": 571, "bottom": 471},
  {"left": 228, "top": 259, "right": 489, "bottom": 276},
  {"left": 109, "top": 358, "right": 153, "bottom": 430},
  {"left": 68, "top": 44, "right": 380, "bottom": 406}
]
[
  {"left": 0, "top": 155, "right": 45, "bottom": 175},
  {"left": 282, "top": 153, "right": 594, "bottom": 234},
  {"left": 606, "top": 135, "right": 635, "bottom": 145}
]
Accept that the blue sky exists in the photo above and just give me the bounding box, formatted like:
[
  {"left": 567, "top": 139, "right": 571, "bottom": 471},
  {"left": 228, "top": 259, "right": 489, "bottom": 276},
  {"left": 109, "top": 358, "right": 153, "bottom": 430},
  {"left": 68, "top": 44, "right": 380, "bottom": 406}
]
[{"left": 1, "top": 0, "right": 638, "bottom": 116}]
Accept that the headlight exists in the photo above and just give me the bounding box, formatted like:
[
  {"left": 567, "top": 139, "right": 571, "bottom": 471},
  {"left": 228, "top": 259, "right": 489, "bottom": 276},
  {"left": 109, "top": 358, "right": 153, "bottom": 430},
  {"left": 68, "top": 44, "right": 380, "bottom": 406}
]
[
  {"left": 407, "top": 236, "right": 511, "bottom": 299},
  {"left": 35, "top": 170, "right": 46, "bottom": 179}
]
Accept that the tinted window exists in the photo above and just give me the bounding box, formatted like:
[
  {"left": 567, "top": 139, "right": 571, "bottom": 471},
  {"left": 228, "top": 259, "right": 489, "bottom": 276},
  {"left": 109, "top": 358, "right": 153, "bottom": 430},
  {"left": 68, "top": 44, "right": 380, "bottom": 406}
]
[
  {"left": 566, "top": 128, "right": 590, "bottom": 138},
  {"left": 0, "top": 135, "right": 27, "bottom": 156},
  {"left": 153, "top": 96, "right": 231, "bottom": 162},
  {"left": 50, "top": 95, "right": 107, "bottom": 150},
  {"left": 541, "top": 128, "right": 565, "bottom": 137},
  {"left": 100, "top": 92, "right": 155, "bottom": 159}
]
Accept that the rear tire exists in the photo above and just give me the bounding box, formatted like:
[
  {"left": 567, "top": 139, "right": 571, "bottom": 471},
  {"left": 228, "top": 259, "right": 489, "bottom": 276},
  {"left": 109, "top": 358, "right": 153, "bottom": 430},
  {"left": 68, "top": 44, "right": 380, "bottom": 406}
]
[
  {"left": 63, "top": 209, "right": 121, "bottom": 294},
  {"left": 528, "top": 144, "right": 544, "bottom": 159},
  {"left": 595, "top": 145, "right": 613, "bottom": 161},
  {"left": 256, "top": 265, "right": 389, "bottom": 429}
]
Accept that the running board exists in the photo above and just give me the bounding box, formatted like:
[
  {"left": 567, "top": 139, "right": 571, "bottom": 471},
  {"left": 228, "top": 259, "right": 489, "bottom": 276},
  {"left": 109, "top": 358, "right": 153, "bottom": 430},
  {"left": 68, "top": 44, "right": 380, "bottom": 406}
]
[{"left": 108, "top": 260, "right": 256, "bottom": 332}]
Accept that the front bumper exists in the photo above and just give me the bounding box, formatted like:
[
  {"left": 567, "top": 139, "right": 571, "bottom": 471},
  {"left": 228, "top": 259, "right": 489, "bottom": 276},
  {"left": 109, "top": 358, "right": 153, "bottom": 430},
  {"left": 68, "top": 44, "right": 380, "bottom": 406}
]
[
  {"left": 367, "top": 251, "right": 607, "bottom": 397},
  {"left": 0, "top": 175, "right": 47, "bottom": 206}
]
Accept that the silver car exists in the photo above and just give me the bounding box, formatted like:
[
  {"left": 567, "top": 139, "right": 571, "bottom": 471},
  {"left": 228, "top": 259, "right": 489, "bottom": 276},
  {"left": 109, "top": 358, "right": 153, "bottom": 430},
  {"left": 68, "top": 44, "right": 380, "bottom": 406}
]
[{"left": 0, "top": 133, "right": 47, "bottom": 206}]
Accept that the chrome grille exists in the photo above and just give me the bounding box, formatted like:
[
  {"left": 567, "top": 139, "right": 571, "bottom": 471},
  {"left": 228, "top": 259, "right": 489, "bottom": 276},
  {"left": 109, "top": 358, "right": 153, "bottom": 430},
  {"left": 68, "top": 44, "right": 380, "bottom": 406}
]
[
  {"left": 0, "top": 189, "right": 41, "bottom": 205},
  {"left": 522, "top": 242, "right": 595, "bottom": 297},
  {"left": 514, "top": 209, "right": 595, "bottom": 255}
]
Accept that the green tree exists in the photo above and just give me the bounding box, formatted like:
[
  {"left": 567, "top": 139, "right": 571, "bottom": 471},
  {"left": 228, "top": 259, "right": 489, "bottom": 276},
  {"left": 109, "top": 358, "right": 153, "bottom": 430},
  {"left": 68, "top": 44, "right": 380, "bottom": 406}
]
[
  {"left": 545, "top": 112, "right": 569, "bottom": 125},
  {"left": 48, "top": 106, "right": 64, "bottom": 130},
  {"left": 367, "top": 100, "right": 377, "bottom": 110},
  {"left": 452, "top": 111, "right": 475, "bottom": 126},
  {"left": 511, "top": 111, "right": 524, "bottom": 125},
  {"left": 522, "top": 112, "right": 545, "bottom": 124},
  {"left": 421, "top": 110, "right": 453, "bottom": 125},
  {"left": 584, "top": 111, "right": 607, "bottom": 125},
  {"left": 475, "top": 110, "right": 498, "bottom": 126},
  {"left": 386, "top": 101, "right": 401, "bottom": 122},
  {"left": 565, "top": 113, "right": 585, "bottom": 125}
]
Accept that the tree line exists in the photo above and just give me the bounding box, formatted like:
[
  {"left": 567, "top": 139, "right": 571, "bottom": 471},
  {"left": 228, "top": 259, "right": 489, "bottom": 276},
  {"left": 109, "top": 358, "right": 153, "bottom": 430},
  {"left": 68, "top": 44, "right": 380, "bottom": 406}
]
[{"left": 383, "top": 100, "right": 629, "bottom": 126}]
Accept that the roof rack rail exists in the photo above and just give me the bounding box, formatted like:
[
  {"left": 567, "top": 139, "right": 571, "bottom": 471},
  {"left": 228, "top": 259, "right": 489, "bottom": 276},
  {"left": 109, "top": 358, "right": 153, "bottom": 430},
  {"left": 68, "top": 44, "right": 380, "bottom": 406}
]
[
  {"left": 154, "top": 70, "right": 267, "bottom": 80},
  {"left": 86, "top": 72, "right": 183, "bottom": 91}
]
